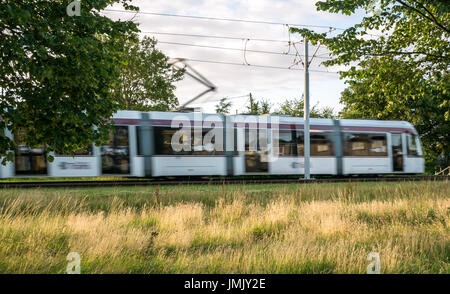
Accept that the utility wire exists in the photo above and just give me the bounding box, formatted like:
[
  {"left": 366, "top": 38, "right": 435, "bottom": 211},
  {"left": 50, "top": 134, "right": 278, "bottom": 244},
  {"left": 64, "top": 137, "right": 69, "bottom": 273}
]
[
  {"left": 104, "top": 9, "right": 345, "bottom": 31},
  {"left": 142, "top": 31, "right": 296, "bottom": 44},
  {"left": 158, "top": 41, "right": 333, "bottom": 60},
  {"left": 209, "top": 94, "right": 250, "bottom": 102},
  {"left": 180, "top": 58, "right": 340, "bottom": 74}
]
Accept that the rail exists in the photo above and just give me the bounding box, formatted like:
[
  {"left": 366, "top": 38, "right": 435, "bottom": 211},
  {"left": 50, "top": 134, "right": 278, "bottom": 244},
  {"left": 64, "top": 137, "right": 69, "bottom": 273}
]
[{"left": 0, "top": 176, "right": 448, "bottom": 189}]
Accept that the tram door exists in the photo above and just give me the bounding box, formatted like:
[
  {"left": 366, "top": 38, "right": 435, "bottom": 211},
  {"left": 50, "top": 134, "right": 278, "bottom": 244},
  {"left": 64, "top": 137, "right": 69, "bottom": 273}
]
[
  {"left": 244, "top": 128, "right": 268, "bottom": 173},
  {"left": 391, "top": 133, "right": 404, "bottom": 172},
  {"left": 14, "top": 130, "right": 47, "bottom": 176},
  {"left": 101, "top": 126, "right": 130, "bottom": 175}
]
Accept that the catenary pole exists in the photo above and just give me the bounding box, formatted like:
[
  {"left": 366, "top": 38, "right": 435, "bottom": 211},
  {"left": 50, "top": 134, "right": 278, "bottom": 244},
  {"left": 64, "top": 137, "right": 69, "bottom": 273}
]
[{"left": 304, "top": 37, "right": 311, "bottom": 179}]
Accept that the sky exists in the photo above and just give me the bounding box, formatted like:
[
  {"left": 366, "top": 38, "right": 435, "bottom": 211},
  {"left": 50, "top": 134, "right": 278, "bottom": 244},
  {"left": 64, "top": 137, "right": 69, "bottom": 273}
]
[{"left": 103, "top": 0, "right": 368, "bottom": 114}]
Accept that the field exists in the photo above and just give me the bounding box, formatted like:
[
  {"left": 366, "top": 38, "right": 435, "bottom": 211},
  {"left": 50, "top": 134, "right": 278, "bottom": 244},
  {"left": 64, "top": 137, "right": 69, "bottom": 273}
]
[{"left": 0, "top": 180, "right": 448, "bottom": 274}]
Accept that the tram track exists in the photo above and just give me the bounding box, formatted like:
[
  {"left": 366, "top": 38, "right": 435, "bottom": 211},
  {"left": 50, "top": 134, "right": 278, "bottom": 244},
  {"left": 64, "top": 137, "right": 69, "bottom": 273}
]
[{"left": 0, "top": 176, "right": 447, "bottom": 189}]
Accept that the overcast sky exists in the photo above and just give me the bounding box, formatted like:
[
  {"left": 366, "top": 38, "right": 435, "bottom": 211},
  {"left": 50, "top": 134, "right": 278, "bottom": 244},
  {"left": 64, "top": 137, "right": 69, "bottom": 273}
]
[{"left": 103, "top": 0, "right": 368, "bottom": 114}]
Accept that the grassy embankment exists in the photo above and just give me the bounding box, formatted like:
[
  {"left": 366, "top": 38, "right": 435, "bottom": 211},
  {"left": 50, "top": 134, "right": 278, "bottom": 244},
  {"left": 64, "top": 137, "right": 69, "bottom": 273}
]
[{"left": 0, "top": 181, "right": 448, "bottom": 273}]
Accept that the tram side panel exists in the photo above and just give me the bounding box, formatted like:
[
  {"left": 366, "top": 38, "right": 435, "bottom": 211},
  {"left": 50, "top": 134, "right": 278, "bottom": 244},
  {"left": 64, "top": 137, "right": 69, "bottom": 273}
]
[
  {"left": 403, "top": 133, "right": 425, "bottom": 174},
  {"left": 232, "top": 116, "right": 338, "bottom": 176},
  {"left": 48, "top": 151, "right": 99, "bottom": 177},
  {"left": 341, "top": 132, "right": 391, "bottom": 175},
  {"left": 340, "top": 120, "right": 394, "bottom": 175},
  {"left": 148, "top": 111, "right": 227, "bottom": 177},
  {"left": 270, "top": 129, "right": 337, "bottom": 175}
]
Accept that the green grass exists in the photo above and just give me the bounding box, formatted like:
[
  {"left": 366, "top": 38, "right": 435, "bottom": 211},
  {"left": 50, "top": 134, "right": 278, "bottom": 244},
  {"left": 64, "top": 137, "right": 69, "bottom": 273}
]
[{"left": 0, "top": 180, "right": 448, "bottom": 273}]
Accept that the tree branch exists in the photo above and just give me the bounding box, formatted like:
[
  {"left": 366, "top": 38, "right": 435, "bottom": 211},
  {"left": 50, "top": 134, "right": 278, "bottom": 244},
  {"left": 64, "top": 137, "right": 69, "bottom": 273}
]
[
  {"left": 365, "top": 50, "right": 445, "bottom": 60},
  {"left": 396, "top": 0, "right": 450, "bottom": 34},
  {"left": 412, "top": 0, "right": 448, "bottom": 32}
]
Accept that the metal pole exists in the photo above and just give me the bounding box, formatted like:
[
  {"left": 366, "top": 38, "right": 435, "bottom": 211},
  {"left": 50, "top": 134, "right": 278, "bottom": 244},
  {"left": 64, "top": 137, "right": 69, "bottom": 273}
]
[{"left": 304, "top": 37, "right": 311, "bottom": 179}]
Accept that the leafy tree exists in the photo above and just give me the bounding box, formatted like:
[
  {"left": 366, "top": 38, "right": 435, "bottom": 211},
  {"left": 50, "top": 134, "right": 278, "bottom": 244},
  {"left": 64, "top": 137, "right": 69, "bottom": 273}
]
[
  {"left": 338, "top": 57, "right": 449, "bottom": 170},
  {"left": 0, "top": 0, "right": 139, "bottom": 163},
  {"left": 215, "top": 97, "right": 232, "bottom": 114},
  {"left": 291, "top": 0, "right": 449, "bottom": 170},
  {"left": 113, "top": 37, "right": 184, "bottom": 111},
  {"left": 259, "top": 99, "right": 272, "bottom": 115},
  {"left": 276, "top": 96, "right": 337, "bottom": 119},
  {"left": 319, "top": 106, "right": 337, "bottom": 119},
  {"left": 245, "top": 98, "right": 272, "bottom": 115}
]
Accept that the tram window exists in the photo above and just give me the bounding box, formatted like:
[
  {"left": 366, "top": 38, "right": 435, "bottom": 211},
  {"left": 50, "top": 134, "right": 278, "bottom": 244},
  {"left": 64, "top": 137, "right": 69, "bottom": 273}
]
[
  {"left": 311, "top": 133, "right": 333, "bottom": 156},
  {"left": 194, "top": 128, "right": 224, "bottom": 155},
  {"left": 15, "top": 156, "right": 30, "bottom": 172},
  {"left": 368, "top": 134, "right": 387, "bottom": 156},
  {"left": 407, "top": 134, "right": 421, "bottom": 156},
  {"left": 115, "top": 127, "right": 129, "bottom": 147},
  {"left": 245, "top": 128, "right": 258, "bottom": 152},
  {"left": 278, "top": 130, "right": 297, "bottom": 156},
  {"left": 344, "top": 133, "right": 369, "bottom": 156},
  {"left": 154, "top": 127, "right": 177, "bottom": 155},
  {"left": 276, "top": 131, "right": 332, "bottom": 157},
  {"left": 153, "top": 127, "right": 224, "bottom": 155},
  {"left": 101, "top": 126, "right": 129, "bottom": 174},
  {"left": 344, "top": 133, "right": 387, "bottom": 157},
  {"left": 14, "top": 129, "right": 47, "bottom": 175}
]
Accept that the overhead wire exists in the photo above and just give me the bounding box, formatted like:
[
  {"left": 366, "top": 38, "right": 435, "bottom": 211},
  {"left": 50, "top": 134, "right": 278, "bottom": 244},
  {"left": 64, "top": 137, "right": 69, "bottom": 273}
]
[
  {"left": 157, "top": 41, "right": 333, "bottom": 60},
  {"left": 104, "top": 9, "right": 346, "bottom": 31},
  {"left": 141, "top": 31, "right": 295, "bottom": 44},
  {"left": 180, "top": 58, "right": 340, "bottom": 74}
]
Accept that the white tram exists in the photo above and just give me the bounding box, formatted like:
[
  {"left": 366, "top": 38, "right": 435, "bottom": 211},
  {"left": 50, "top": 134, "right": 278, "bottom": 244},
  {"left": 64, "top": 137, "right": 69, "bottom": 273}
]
[{"left": 0, "top": 110, "right": 424, "bottom": 178}]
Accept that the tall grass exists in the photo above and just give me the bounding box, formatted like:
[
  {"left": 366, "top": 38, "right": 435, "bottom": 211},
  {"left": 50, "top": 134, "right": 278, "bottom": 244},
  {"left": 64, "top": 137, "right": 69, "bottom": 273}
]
[{"left": 0, "top": 181, "right": 448, "bottom": 273}]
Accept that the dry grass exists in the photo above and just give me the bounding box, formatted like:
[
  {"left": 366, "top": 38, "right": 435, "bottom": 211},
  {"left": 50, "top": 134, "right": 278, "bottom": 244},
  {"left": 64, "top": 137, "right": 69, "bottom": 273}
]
[{"left": 0, "top": 181, "right": 448, "bottom": 273}]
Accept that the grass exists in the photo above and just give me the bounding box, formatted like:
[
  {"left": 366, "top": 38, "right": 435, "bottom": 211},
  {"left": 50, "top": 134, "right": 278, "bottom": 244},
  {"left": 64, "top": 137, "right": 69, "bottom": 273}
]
[{"left": 0, "top": 180, "right": 448, "bottom": 273}]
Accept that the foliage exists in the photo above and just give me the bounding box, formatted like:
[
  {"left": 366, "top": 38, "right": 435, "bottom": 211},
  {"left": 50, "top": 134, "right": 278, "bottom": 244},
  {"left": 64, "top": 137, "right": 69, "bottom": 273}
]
[
  {"left": 290, "top": 0, "right": 450, "bottom": 170},
  {"left": 215, "top": 97, "right": 232, "bottom": 114},
  {"left": 112, "top": 37, "right": 184, "bottom": 111},
  {"left": 275, "top": 96, "right": 337, "bottom": 119},
  {"left": 0, "top": 0, "right": 139, "bottom": 163},
  {"left": 240, "top": 94, "right": 338, "bottom": 118},
  {"left": 339, "top": 57, "right": 449, "bottom": 170},
  {"left": 245, "top": 97, "right": 272, "bottom": 115}
]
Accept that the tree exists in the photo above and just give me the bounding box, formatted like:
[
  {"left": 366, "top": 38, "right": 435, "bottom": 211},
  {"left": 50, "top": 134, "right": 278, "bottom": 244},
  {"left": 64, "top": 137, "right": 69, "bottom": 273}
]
[
  {"left": 291, "top": 0, "right": 449, "bottom": 170},
  {"left": 259, "top": 99, "right": 272, "bottom": 115},
  {"left": 113, "top": 37, "right": 184, "bottom": 111},
  {"left": 244, "top": 94, "right": 272, "bottom": 115},
  {"left": 319, "top": 106, "right": 337, "bottom": 119},
  {"left": 215, "top": 98, "right": 232, "bottom": 114},
  {"left": 338, "top": 57, "right": 449, "bottom": 170},
  {"left": 245, "top": 99, "right": 272, "bottom": 115},
  {"left": 276, "top": 96, "right": 337, "bottom": 119},
  {"left": 0, "top": 0, "right": 139, "bottom": 163}
]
